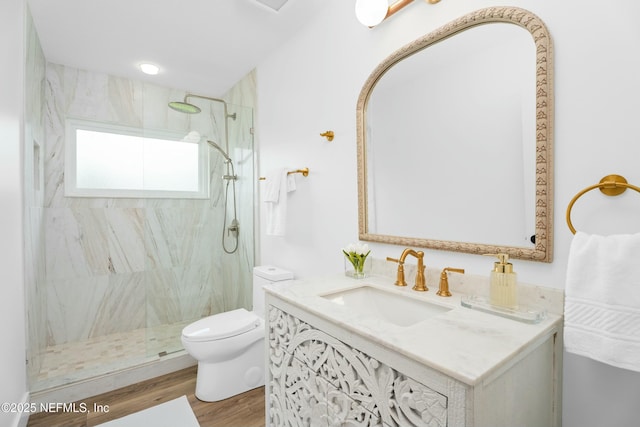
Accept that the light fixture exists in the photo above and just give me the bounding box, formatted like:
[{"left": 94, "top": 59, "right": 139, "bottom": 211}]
[
  {"left": 139, "top": 63, "right": 160, "bottom": 75},
  {"left": 355, "top": 0, "right": 389, "bottom": 26},
  {"left": 355, "top": 0, "right": 441, "bottom": 28}
]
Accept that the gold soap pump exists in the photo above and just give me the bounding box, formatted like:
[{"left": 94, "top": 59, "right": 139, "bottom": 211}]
[{"left": 486, "top": 253, "right": 518, "bottom": 309}]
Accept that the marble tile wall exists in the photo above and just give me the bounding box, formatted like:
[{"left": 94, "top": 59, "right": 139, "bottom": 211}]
[{"left": 37, "top": 63, "right": 256, "bottom": 351}]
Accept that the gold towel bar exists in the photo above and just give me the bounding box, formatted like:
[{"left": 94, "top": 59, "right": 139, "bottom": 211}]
[
  {"left": 566, "top": 174, "right": 640, "bottom": 234},
  {"left": 259, "top": 167, "right": 309, "bottom": 181}
]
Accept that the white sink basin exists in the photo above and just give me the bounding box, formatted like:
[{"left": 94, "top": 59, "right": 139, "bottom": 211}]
[{"left": 321, "top": 285, "right": 450, "bottom": 327}]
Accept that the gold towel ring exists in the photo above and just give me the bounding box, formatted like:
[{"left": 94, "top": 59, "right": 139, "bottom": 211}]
[{"left": 566, "top": 174, "right": 640, "bottom": 234}]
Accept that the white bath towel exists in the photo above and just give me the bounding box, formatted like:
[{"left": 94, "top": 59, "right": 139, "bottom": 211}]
[
  {"left": 263, "top": 168, "right": 296, "bottom": 236},
  {"left": 564, "top": 231, "right": 640, "bottom": 372}
]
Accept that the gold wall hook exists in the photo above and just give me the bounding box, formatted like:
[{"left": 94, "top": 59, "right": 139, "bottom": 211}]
[{"left": 320, "top": 131, "right": 334, "bottom": 141}]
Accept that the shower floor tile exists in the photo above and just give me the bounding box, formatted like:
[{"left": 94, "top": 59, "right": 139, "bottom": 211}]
[{"left": 32, "top": 320, "right": 192, "bottom": 392}]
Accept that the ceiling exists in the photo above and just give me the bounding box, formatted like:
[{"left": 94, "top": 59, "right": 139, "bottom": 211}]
[{"left": 27, "top": 0, "right": 329, "bottom": 97}]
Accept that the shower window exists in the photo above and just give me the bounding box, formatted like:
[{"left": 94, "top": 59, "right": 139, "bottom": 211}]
[{"left": 65, "top": 118, "right": 209, "bottom": 198}]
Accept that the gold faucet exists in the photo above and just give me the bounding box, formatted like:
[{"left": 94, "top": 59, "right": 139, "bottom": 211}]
[
  {"left": 437, "top": 267, "right": 465, "bottom": 297},
  {"left": 386, "top": 248, "right": 427, "bottom": 291}
]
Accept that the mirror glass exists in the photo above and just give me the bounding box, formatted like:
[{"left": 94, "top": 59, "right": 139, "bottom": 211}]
[{"left": 357, "top": 8, "right": 553, "bottom": 262}]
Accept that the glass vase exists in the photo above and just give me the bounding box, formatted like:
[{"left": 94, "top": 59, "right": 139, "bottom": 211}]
[{"left": 344, "top": 255, "right": 371, "bottom": 279}]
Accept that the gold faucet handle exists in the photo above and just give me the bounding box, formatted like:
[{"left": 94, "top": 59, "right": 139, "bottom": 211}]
[
  {"left": 437, "top": 267, "right": 465, "bottom": 297},
  {"left": 412, "top": 263, "right": 428, "bottom": 292},
  {"left": 386, "top": 257, "right": 407, "bottom": 287}
]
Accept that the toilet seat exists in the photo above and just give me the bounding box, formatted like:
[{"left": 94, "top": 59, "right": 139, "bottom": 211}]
[{"left": 182, "top": 308, "right": 260, "bottom": 342}]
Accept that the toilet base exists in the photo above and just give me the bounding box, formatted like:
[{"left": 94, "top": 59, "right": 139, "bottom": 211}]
[{"left": 194, "top": 338, "right": 265, "bottom": 402}]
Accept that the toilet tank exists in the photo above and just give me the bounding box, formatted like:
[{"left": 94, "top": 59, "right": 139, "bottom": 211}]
[{"left": 253, "top": 266, "right": 293, "bottom": 317}]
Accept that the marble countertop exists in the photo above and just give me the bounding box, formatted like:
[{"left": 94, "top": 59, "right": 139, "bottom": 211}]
[{"left": 264, "top": 274, "right": 562, "bottom": 386}]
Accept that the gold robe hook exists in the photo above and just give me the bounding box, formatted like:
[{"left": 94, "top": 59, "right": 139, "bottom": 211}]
[{"left": 320, "top": 131, "right": 334, "bottom": 141}]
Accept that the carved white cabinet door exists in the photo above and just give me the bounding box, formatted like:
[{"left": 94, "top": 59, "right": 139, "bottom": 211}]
[{"left": 268, "top": 306, "right": 447, "bottom": 427}]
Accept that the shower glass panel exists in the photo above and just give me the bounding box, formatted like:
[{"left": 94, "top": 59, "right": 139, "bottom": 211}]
[
  {"left": 142, "top": 93, "right": 255, "bottom": 360},
  {"left": 216, "top": 103, "right": 256, "bottom": 313}
]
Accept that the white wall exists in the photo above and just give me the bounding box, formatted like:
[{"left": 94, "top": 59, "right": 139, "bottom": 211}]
[
  {"left": 0, "top": 0, "right": 28, "bottom": 426},
  {"left": 256, "top": 0, "right": 640, "bottom": 426}
]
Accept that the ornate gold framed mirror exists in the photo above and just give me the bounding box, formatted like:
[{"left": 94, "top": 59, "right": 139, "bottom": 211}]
[{"left": 356, "top": 7, "right": 553, "bottom": 262}]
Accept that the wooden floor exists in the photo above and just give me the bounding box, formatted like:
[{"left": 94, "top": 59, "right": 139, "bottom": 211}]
[{"left": 27, "top": 366, "right": 266, "bottom": 427}]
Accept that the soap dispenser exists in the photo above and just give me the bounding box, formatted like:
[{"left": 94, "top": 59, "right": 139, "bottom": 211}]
[{"left": 488, "top": 253, "right": 517, "bottom": 309}]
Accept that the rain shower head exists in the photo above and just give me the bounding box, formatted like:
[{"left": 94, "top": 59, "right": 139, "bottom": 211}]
[
  {"left": 168, "top": 101, "right": 201, "bottom": 114},
  {"left": 168, "top": 93, "right": 237, "bottom": 120},
  {"left": 207, "top": 140, "right": 232, "bottom": 163}
]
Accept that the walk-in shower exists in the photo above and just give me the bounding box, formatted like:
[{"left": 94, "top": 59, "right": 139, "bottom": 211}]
[
  {"left": 170, "top": 94, "right": 240, "bottom": 254},
  {"left": 24, "top": 61, "right": 256, "bottom": 395}
]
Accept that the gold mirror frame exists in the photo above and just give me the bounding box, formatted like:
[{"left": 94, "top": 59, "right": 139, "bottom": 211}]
[{"left": 356, "top": 7, "right": 554, "bottom": 262}]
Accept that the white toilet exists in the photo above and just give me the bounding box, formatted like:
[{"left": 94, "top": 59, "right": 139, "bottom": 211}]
[{"left": 181, "top": 266, "right": 293, "bottom": 402}]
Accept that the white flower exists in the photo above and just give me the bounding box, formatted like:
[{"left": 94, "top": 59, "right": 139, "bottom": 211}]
[
  {"left": 343, "top": 242, "right": 369, "bottom": 256},
  {"left": 342, "top": 242, "right": 371, "bottom": 275}
]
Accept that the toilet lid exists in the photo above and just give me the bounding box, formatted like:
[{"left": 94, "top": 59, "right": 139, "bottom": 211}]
[{"left": 182, "top": 308, "right": 260, "bottom": 342}]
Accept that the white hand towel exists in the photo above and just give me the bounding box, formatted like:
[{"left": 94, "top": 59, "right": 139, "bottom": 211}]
[
  {"left": 564, "top": 231, "right": 640, "bottom": 372},
  {"left": 263, "top": 168, "right": 283, "bottom": 203},
  {"left": 263, "top": 168, "right": 296, "bottom": 236},
  {"left": 286, "top": 173, "right": 297, "bottom": 193}
]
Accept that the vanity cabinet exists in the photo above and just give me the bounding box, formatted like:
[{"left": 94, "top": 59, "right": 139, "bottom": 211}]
[
  {"left": 266, "top": 298, "right": 560, "bottom": 427},
  {"left": 268, "top": 306, "right": 446, "bottom": 427}
]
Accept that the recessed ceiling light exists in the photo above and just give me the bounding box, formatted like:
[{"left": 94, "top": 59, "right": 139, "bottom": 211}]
[
  {"left": 254, "top": 0, "right": 288, "bottom": 12},
  {"left": 139, "top": 63, "right": 160, "bottom": 75}
]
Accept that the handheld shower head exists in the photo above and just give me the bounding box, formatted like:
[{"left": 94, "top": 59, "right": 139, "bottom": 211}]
[{"left": 207, "top": 140, "right": 232, "bottom": 163}]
